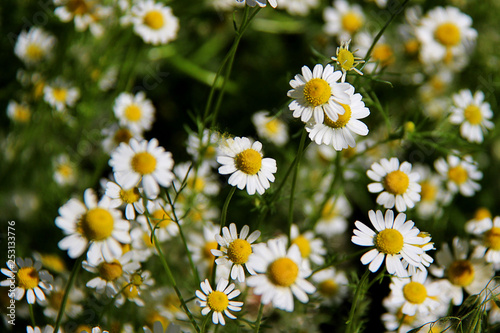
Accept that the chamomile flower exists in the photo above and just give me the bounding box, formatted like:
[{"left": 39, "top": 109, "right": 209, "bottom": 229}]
[
  {"left": 354, "top": 32, "right": 395, "bottom": 73},
  {"left": 113, "top": 91, "right": 155, "bottom": 135},
  {"left": 287, "top": 64, "right": 351, "bottom": 124},
  {"left": 367, "top": 157, "right": 421, "bottom": 212},
  {"left": 434, "top": 154, "right": 482, "bottom": 197},
  {"left": 311, "top": 267, "right": 349, "bottom": 306},
  {"left": 351, "top": 210, "right": 426, "bottom": 277},
  {"left": 101, "top": 125, "right": 141, "bottom": 154},
  {"left": 14, "top": 27, "right": 56, "bottom": 66},
  {"left": 412, "top": 164, "right": 450, "bottom": 219},
  {"left": 276, "top": 0, "right": 319, "bottom": 16},
  {"left": 186, "top": 129, "right": 220, "bottom": 167},
  {"left": 109, "top": 138, "right": 175, "bottom": 199},
  {"left": 290, "top": 224, "right": 326, "bottom": 266},
  {"left": 331, "top": 40, "right": 364, "bottom": 82},
  {"left": 54, "top": 0, "right": 111, "bottom": 37},
  {"left": 1, "top": 257, "right": 53, "bottom": 304},
  {"left": 305, "top": 84, "right": 369, "bottom": 151},
  {"left": 189, "top": 222, "right": 230, "bottom": 277},
  {"left": 137, "top": 199, "right": 179, "bottom": 242},
  {"left": 323, "top": 0, "right": 365, "bottom": 41},
  {"left": 465, "top": 207, "right": 492, "bottom": 234},
  {"left": 211, "top": 223, "right": 261, "bottom": 282},
  {"left": 43, "top": 80, "right": 80, "bottom": 112},
  {"left": 6, "top": 100, "right": 31, "bottom": 123},
  {"left": 467, "top": 216, "right": 500, "bottom": 268},
  {"left": 450, "top": 89, "right": 494, "bottom": 143},
  {"left": 217, "top": 136, "right": 277, "bottom": 195},
  {"left": 128, "top": 0, "right": 179, "bottom": 45},
  {"left": 246, "top": 238, "right": 316, "bottom": 312},
  {"left": 312, "top": 194, "right": 352, "bottom": 237},
  {"left": 105, "top": 180, "right": 145, "bottom": 220},
  {"left": 116, "top": 270, "right": 155, "bottom": 307},
  {"left": 196, "top": 278, "right": 243, "bottom": 326},
  {"left": 53, "top": 154, "right": 77, "bottom": 186},
  {"left": 251, "top": 111, "right": 289, "bottom": 147},
  {"left": 236, "top": 0, "right": 278, "bottom": 8},
  {"left": 43, "top": 277, "right": 84, "bottom": 320},
  {"left": 55, "top": 188, "right": 131, "bottom": 261},
  {"left": 26, "top": 326, "right": 56, "bottom": 333},
  {"left": 172, "top": 162, "right": 220, "bottom": 197}
]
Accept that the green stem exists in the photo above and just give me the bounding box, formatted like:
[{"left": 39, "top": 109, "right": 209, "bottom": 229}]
[
  {"left": 254, "top": 302, "right": 265, "bottom": 333},
  {"left": 29, "top": 303, "right": 36, "bottom": 327},
  {"left": 287, "top": 129, "right": 307, "bottom": 243},
  {"left": 345, "top": 269, "right": 370, "bottom": 333},
  {"left": 54, "top": 249, "right": 87, "bottom": 333}
]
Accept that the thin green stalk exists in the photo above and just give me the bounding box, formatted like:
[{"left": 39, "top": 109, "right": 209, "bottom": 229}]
[
  {"left": 54, "top": 249, "right": 87, "bottom": 333},
  {"left": 29, "top": 303, "right": 36, "bottom": 327},
  {"left": 345, "top": 269, "right": 370, "bottom": 333},
  {"left": 254, "top": 302, "right": 265, "bottom": 333},
  {"left": 287, "top": 129, "right": 307, "bottom": 243}
]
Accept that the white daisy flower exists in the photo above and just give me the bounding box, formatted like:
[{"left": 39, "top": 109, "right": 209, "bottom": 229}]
[
  {"left": 354, "top": 32, "right": 395, "bottom": 73},
  {"left": 186, "top": 129, "right": 221, "bottom": 167},
  {"left": 137, "top": 199, "right": 179, "bottom": 242},
  {"left": 465, "top": 207, "right": 492, "bottom": 234},
  {"left": 105, "top": 180, "right": 145, "bottom": 220},
  {"left": 196, "top": 278, "right": 243, "bottom": 326},
  {"left": 0, "top": 257, "right": 53, "bottom": 304},
  {"left": 210, "top": 0, "right": 245, "bottom": 11},
  {"left": 467, "top": 216, "right": 500, "bottom": 268},
  {"left": 331, "top": 39, "right": 364, "bottom": 82},
  {"left": 217, "top": 136, "right": 277, "bottom": 195},
  {"left": 312, "top": 194, "right": 352, "bottom": 238},
  {"left": 276, "top": 0, "right": 319, "bottom": 16},
  {"left": 412, "top": 164, "right": 450, "bottom": 219},
  {"left": 89, "top": 327, "right": 109, "bottom": 333},
  {"left": 290, "top": 224, "right": 326, "bottom": 266},
  {"left": 251, "top": 111, "right": 289, "bottom": 147},
  {"left": 211, "top": 223, "right": 261, "bottom": 282},
  {"left": 6, "top": 100, "right": 31, "bottom": 123},
  {"left": 53, "top": 154, "right": 77, "bottom": 186},
  {"left": 54, "top": 0, "right": 111, "bottom": 37},
  {"left": 305, "top": 84, "right": 369, "bottom": 151},
  {"left": 415, "top": 6, "right": 477, "bottom": 66},
  {"left": 173, "top": 161, "right": 220, "bottom": 197},
  {"left": 109, "top": 138, "right": 175, "bottom": 199},
  {"left": 43, "top": 79, "right": 80, "bottom": 112},
  {"left": 130, "top": 225, "right": 156, "bottom": 263},
  {"left": 434, "top": 154, "right": 482, "bottom": 197},
  {"left": 403, "top": 231, "right": 435, "bottom": 277},
  {"left": 367, "top": 157, "right": 421, "bottom": 212},
  {"left": 287, "top": 64, "right": 351, "bottom": 124},
  {"left": 351, "top": 210, "right": 426, "bottom": 277},
  {"left": 311, "top": 267, "right": 349, "bottom": 306},
  {"left": 116, "top": 270, "right": 155, "bottom": 307},
  {"left": 43, "top": 276, "right": 84, "bottom": 320},
  {"left": 128, "top": 0, "right": 179, "bottom": 45},
  {"left": 55, "top": 188, "right": 131, "bottom": 261},
  {"left": 450, "top": 89, "right": 494, "bottom": 143},
  {"left": 26, "top": 326, "right": 56, "bottom": 333},
  {"left": 113, "top": 91, "right": 155, "bottom": 135},
  {"left": 14, "top": 27, "right": 56, "bottom": 66},
  {"left": 246, "top": 238, "right": 316, "bottom": 312},
  {"left": 101, "top": 125, "right": 142, "bottom": 154},
  {"left": 323, "top": 0, "right": 364, "bottom": 42},
  {"left": 236, "top": 0, "right": 278, "bottom": 8}
]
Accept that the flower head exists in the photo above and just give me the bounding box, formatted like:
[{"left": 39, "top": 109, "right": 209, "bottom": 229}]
[
  {"left": 251, "top": 111, "right": 289, "bottom": 147},
  {"left": 113, "top": 91, "right": 155, "bottom": 135},
  {"left": 323, "top": 0, "right": 365, "bottom": 41},
  {"left": 331, "top": 40, "right": 364, "bottom": 82},
  {"left": 236, "top": 0, "right": 278, "bottom": 8},
  {"left": 196, "top": 278, "right": 243, "bottom": 325},
  {"left": 128, "top": 0, "right": 179, "bottom": 45},
  {"left": 434, "top": 154, "right": 482, "bottom": 197},
  {"left": 14, "top": 27, "right": 56, "bottom": 66}
]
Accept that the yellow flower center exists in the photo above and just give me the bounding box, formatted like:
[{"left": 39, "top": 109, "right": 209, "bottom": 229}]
[
  {"left": 187, "top": 177, "right": 205, "bottom": 192},
  {"left": 474, "top": 207, "right": 492, "bottom": 220},
  {"left": 152, "top": 209, "right": 173, "bottom": 228},
  {"left": 75, "top": 325, "right": 93, "bottom": 333},
  {"left": 207, "top": 291, "right": 229, "bottom": 312},
  {"left": 434, "top": 22, "right": 461, "bottom": 47},
  {"left": 318, "top": 279, "right": 338, "bottom": 297},
  {"left": 324, "top": 104, "right": 352, "bottom": 128},
  {"left": 337, "top": 49, "right": 355, "bottom": 72},
  {"left": 447, "top": 165, "right": 468, "bottom": 185},
  {"left": 420, "top": 180, "right": 437, "bottom": 202},
  {"left": 264, "top": 119, "right": 280, "bottom": 134},
  {"left": 372, "top": 44, "right": 394, "bottom": 67},
  {"left": 130, "top": 272, "right": 144, "bottom": 286},
  {"left": 292, "top": 235, "right": 311, "bottom": 258},
  {"left": 80, "top": 207, "right": 114, "bottom": 241},
  {"left": 53, "top": 88, "right": 68, "bottom": 102},
  {"left": 227, "top": 239, "right": 252, "bottom": 265},
  {"left": 321, "top": 200, "right": 338, "bottom": 220},
  {"left": 484, "top": 227, "right": 500, "bottom": 251},
  {"left": 146, "top": 312, "right": 170, "bottom": 330},
  {"left": 448, "top": 260, "right": 475, "bottom": 287},
  {"left": 203, "top": 241, "right": 218, "bottom": 260},
  {"left": 375, "top": 229, "right": 404, "bottom": 255},
  {"left": 57, "top": 163, "right": 73, "bottom": 178},
  {"left": 142, "top": 233, "right": 154, "bottom": 248},
  {"left": 144, "top": 10, "right": 164, "bottom": 30},
  {"left": 463, "top": 104, "right": 483, "bottom": 125},
  {"left": 396, "top": 308, "right": 416, "bottom": 325},
  {"left": 98, "top": 261, "right": 123, "bottom": 281},
  {"left": 67, "top": 0, "right": 91, "bottom": 15},
  {"left": 235, "top": 149, "right": 262, "bottom": 175},
  {"left": 383, "top": 170, "right": 410, "bottom": 195},
  {"left": 163, "top": 293, "right": 181, "bottom": 313},
  {"left": 204, "top": 145, "right": 216, "bottom": 160},
  {"left": 26, "top": 44, "right": 43, "bottom": 61},
  {"left": 113, "top": 128, "right": 133, "bottom": 145},
  {"left": 403, "top": 281, "right": 427, "bottom": 304},
  {"left": 124, "top": 104, "right": 142, "bottom": 122},
  {"left": 40, "top": 254, "right": 66, "bottom": 273},
  {"left": 267, "top": 257, "right": 299, "bottom": 287},
  {"left": 123, "top": 282, "right": 139, "bottom": 298},
  {"left": 404, "top": 39, "right": 419, "bottom": 55},
  {"left": 49, "top": 291, "right": 64, "bottom": 310},
  {"left": 341, "top": 12, "right": 363, "bottom": 34},
  {"left": 131, "top": 151, "right": 157, "bottom": 175},
  {"left": 303, "top": 78, "right": 331, "bottom": 107},
  {"left": 34, "top": 80, "right": 45, "bottom": 100},
  {"left": 120, "top": 187, "right": 140, "bottom": 204},
  {"left": 17, "top": 267, "right": 39, "bottom": 290}
]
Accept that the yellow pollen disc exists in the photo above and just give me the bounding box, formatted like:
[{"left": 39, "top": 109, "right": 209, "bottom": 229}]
[
  {"left": 26, "top": 44, "right": 43, "bottom": 61},
  {"left": 484, "top": 227, "right": 500, "bottom": 251},
  {"left": 396, "top": 308, "right": 416, "bottom": 325},
  {"left": 131, "top": 151, "right": 157, "bottom": 175},
  {"left": 267, "top": 257, "right": 299, "bottom": 287},
  {"left": 187, "top": 177, "right": 205, "bottom": 192},
  {"left": 152, "top": 209, "right": 173, "bottom": 228},
  {"left": 143, "top": 233, "right": 154, "bottom": 247},
  {"left": 34, "top": 80, "right": 45, "bottom": 100},
  {"left": 430, "top": 76, "right": 445, "bottom": 92},
  {"left": 464, "top": 105, "right": 483, "bottom": 125},
  {"left": 114, "top": 128, "right": 133, "bottom": 145},
  {"left": 420, "top": 181, "right": 437, "bottom": 202},
  {"left": 40, "top": 254, "right": 66, "bottom": 273},
  {"left": 448, "top": 260, "right": 475, "bottom": 287},
  {"left": 404, "top": 39, "right": 419, "bottom": 55},
  {"left": 324, "top": 104, "right": 352, "bottom": 129},
  {"left": 207, "top": 291, "right": 229, "bottom": 312},
  {"left": 146, "top": 312, "right": 170, "bottom": 330},
  {"left": 318, "top": 279, "right": 338, "bottom": 297},
  {"left": 403, "top": 281, "right": 427, "bottom": 304},
  {"left": 337, "top": 49, "right": 355, "bottom": 71},
  {"left": 123, "top": 282, "right": 139, "bottom": 298},
  {"left": 80, "top": 207, "right": 114, "bottom": 241},
  {"left": 203, "top": 145, "right": 216, "bottom": 160},
  {"left": 49, "top": 291, "right": 64, "bottom": 310},
  {"left": 383, "top": 170, "right": 410, "bottom": 195},
  {"left": 447, "top": 165, "right": 468, "bottom": 185},
  {"left": 434, "top": 22, "right": 461, "bottom": 47},
  {"left": 120, "top": 187, "right": 140, "bottom": 204},
  {"left": 474, "top": 207, "right": 492, "bottom": 220},
  {"left": 372, "top": 44, "right": 394, "bottom": 67},
  {"left": 68, "top": 0, "right": 91, "bottom": 15},
  {"left": 57, "top": 163, "right": 73, "bottom": 178},
  {"left": 16, "top": 267, "right": 39, "bottom": 290},
  {"left": 303, "top": 78, "right": 332, "bottom": 107},
  {"left": 265, "top": 119, "right": 280, "bottom": 134},
  {"left": 292, "top": 235, "right": 311, "bottom": 258},
  {"left": 227, "top": 239, "right": 252, "bottom": 265},
  {"left": 203, "top": 241, "right": 218, "bottom": 260},
  {"left": 75, "top": 325, "right": 92, "bottom": 333},
  {"left": 375, "top": 229, "right": 404, "bottom": 255},
  {"left": 342, "top": 146, "right": 357, "bottom": 159},
  {"left": 235, "top": 149, "right": 262, "bottom": 175},
  {"left": 144, "top": 10, "right": 164, "bottom": 30},
  {"left": 404, "top": 121, "right": 415, "bottom": 133},
  {"left": 121, "top": 243, "right": 131, "bottom": 253},
  {"left": 341, "top": 12, "right": 362, "bottom": 34},
  {"left": 130, "top": 273, "right": 144, "bottom": 286},
  {"left": 53, "top": 88, "right": 68, "bottom": 102},
  {"left": 124, "top": 104, "right": 142, "bottom": 122},
  {"left": 98, "top": 261, "right": 123, "bottom": 281}
]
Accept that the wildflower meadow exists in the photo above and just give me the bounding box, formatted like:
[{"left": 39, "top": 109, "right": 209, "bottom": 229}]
[{"left": 2, "top": 0, "right": 500, "bottom": 332}]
